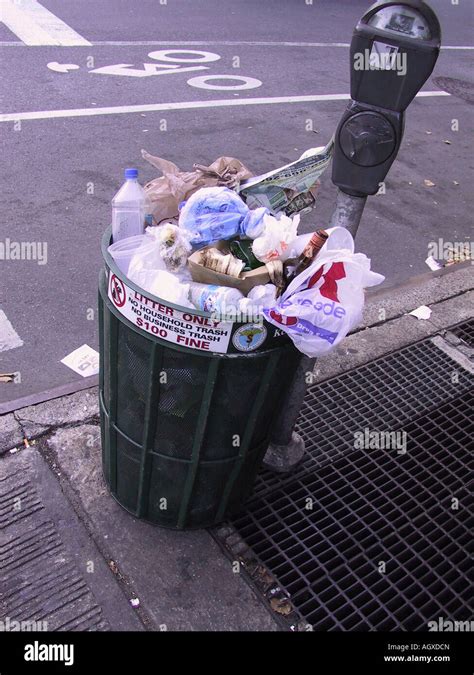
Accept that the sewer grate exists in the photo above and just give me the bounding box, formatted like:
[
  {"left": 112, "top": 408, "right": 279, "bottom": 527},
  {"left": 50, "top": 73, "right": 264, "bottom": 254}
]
[
  {"left": 0, "top": 470, "right": 109, "bottom": 632},
  {"left": 251, "top": 339, "right": 473, "bottom": 501},
  {"left": 231, "top": 391, "right": 473, "bottom": 630},
  {"left": 450, "top": 318, "right": 474, "bottom": 349}
]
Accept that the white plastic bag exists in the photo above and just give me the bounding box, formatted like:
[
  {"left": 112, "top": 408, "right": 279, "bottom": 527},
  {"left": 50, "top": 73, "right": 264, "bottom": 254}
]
[
  {"left": 238, "top": 284, "right": 278, "bottom": 318},
  {"left": 263, "top": 227, "right": 384, "bottom": 356},
  {"left": 252, "top": 213, "right": 300, "bottom": 263}
]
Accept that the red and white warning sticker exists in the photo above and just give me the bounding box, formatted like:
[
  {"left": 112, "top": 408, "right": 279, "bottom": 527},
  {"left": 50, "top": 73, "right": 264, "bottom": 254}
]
[{"left": 108, "top": 273, "right": 233, "bottom": 353}]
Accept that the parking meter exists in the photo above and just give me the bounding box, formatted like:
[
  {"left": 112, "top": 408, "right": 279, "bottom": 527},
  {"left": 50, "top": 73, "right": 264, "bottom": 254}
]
[
  {"left": 265, "top": 1, "right": 442, "bottom": 474},
  {"left": 332, "top": 0, "right": 441, "bottom": 197}
]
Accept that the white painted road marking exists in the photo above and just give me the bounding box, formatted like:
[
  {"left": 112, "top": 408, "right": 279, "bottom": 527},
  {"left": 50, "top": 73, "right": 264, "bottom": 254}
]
[
  {"left": 89, "top": 63, "right": 208, "bottom": 78},
  {"left": 0, "top": 91, "right": 450, "bottom": 123},
  {"left": 0, "top": 40, "right": 472, "bottom": 49},
  {"left": 187, "top": 75, "right": 262, "bottom": 90},
  {"left": 0, "top": 309, "right": 23, "bottom": 353},
  {"left": 47, "top": 62, "right": 80, "bottom": 73},
  {"left": 0, "top": 0, "right": 91, "bottom": 46},
  {"left": 147, "top": 49, "right": 221, "bottom": 62}
]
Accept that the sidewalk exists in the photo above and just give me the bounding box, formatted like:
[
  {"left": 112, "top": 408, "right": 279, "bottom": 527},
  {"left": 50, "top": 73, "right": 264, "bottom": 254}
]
[{"left": 1, "top": 263, "right": 472, "bottom": 631}]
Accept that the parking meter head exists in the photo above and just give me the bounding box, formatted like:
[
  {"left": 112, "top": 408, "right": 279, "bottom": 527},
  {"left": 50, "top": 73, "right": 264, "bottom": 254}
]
[
  {"left": 332, "top": 0, "right": 441, "bottom": 197},
  {"left": 351, "top": 1, "right": 441, "bottom": 111}
]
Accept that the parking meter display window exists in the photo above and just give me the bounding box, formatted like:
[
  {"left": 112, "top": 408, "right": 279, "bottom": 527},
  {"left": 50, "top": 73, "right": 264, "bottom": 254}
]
[{"left": 367, "top": 5, "right": 431, "bottom": 40}]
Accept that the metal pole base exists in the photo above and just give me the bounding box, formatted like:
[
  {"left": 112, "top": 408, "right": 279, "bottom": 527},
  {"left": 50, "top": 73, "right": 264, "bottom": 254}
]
[{"left": 262, "top": 432, "right": 305, "bottom": 473}]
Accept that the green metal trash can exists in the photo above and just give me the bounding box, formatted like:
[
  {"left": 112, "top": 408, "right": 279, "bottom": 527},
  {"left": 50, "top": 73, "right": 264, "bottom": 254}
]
[{"left": 99, "top": 227, "right": 302, "bottom": 529}]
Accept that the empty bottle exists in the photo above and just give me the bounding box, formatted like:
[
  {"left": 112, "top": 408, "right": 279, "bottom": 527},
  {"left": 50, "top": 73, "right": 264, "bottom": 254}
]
[
  {"left": 112, "top": 168, "right": 152, "bottom": 242},
  {"left": 189, "top": 282, "right": 244, "bottom": 315},
  {"left": 284, "top": 229, "right": 328, "bottom": 285}
]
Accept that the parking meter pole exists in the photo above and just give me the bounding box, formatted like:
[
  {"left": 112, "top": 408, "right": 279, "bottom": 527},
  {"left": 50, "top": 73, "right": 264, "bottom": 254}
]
[
  {"left": 264, "top": 1, "right": 441, "bottom": 473},
  {"left": 329, "top": 190, "right": 367, "bottom": 236},
  {"left": 263, "top": 194, "right": 366, "bottom": 472},
  {"left": 264, "top": 355, "right": 313, "bottom": 472}
]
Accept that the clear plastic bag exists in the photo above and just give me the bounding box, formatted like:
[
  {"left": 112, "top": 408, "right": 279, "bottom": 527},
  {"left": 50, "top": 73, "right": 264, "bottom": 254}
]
[
  {"left": 146, "top": 224, "right": 192, "bottom": 272},
  {"left": 178, "top": 186, "right": 268, "bottom": 245}
]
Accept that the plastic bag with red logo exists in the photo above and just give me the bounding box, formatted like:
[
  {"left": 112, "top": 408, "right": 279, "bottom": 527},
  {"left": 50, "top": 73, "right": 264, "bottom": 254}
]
[{"left": 263, "top": 227, "right": 385, "bottom": 357}]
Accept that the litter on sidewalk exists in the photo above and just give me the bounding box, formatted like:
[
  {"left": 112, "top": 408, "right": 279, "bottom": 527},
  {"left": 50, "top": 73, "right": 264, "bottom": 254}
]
[
  {"left": 61, "top": 344, "right": 100, "bottom": 377},
  {"left": 409, "top": 305, "right": 432, "bottom": 320}
]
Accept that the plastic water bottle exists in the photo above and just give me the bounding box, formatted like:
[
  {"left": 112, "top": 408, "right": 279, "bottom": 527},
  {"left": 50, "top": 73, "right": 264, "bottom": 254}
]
[
  {"left": 112, "top": 168, "right": 152, "bottom": 242},
  {"left": 189, "top": 282, "right": 244, "bottom": 315}
]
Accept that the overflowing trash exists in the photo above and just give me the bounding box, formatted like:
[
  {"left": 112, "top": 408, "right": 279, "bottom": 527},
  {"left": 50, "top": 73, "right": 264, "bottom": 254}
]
[{"left": 107, "top": 146, "right": 384, "bottom": 357}]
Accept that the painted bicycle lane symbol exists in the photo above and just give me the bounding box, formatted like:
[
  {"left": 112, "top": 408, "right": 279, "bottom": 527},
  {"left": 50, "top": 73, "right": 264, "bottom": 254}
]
[{"left": 47, "top": 49, "right": 262, "bottom": 90}]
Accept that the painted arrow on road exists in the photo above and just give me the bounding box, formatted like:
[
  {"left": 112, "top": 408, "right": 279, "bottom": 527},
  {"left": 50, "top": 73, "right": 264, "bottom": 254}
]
[
  {"left": 89, "top": 63, "right": 209, "bottom": 78},
  {"left": 47, "top": 62, "right": 80, "bottom": 73}
]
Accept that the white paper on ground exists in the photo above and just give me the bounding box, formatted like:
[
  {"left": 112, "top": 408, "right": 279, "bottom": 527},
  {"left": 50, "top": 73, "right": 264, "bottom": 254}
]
[
  {"left": 61, "top": 344, "right": 99, "bottom": 377},
  {"left": 425, "top": 256, "right": 442, "bottom": 271},
  {"left": 0, "top": 309, "right": 24, "bottom": 353},
  {"left": 409, "top": 305, "right": 432, "bottom": 320}
]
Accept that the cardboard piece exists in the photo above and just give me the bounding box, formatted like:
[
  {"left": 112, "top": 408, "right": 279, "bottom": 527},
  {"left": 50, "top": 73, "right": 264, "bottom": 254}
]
[{"left": 188, "top": 241, "right": 270, "bottom": 295}]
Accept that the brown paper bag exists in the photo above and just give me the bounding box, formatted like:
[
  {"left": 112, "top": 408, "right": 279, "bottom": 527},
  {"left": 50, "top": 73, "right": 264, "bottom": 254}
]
[{"left": 141, "top": 150, "right": 253, "bottom": 225}]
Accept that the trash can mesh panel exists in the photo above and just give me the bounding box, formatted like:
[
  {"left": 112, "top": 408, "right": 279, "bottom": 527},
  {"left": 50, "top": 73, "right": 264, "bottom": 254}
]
[
  {"left": 146, "top": 454, "right": 190, "bottom": 526},
  {"left": 115, "top": 438, "right": 141, "bottom": 513},
  {"left": 203, "top": 355, "right": 269, "bottom": 462},
  {"left": 229, "top": 389, "right": 473, "bottom": 630},
  {"left": 101, "top": 294, "right": 110, "bottom": 406},
  {"left": 152, "top": 348, "right": 207, "bottom": 460},
  {"left": 184, "top": 452, "right": 264, "bottom": 529},
  {"left": 116, "top": 323, "right": 152, "bottom": 444},
  {"left": 250, "top": 349, "right": 303, "bottom": 449}
]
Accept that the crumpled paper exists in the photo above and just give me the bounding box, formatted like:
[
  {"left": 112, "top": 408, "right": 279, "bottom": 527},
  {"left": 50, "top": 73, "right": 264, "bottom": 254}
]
[{"left": 141, "top": 150, "right": 253, "bottom": 225}]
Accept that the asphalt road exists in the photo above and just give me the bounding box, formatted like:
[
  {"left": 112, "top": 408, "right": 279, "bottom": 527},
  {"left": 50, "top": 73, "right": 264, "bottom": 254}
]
[{"left": 0, "top": 0, "right": 473, "bottom": 404}]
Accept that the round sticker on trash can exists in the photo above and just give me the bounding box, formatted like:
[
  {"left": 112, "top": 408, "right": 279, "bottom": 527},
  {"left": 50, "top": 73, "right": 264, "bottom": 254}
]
[{"left": 232, "top": 323, "right": 268, "bottom": 352}]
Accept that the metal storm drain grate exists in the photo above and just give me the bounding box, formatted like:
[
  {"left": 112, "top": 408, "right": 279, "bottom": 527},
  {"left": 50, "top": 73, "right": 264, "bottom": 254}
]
[
  {"left": 252, "top": 339, "right": 473, "bottom": 500},
  {"left": 231, "top": 393, "right": 473, "bottom": 630},
  {"left": 227, "top": 339, "right": 473, "bottom": 630},
  {"left": 450, "top": 318, "right": 474, "bottom": 348}
]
